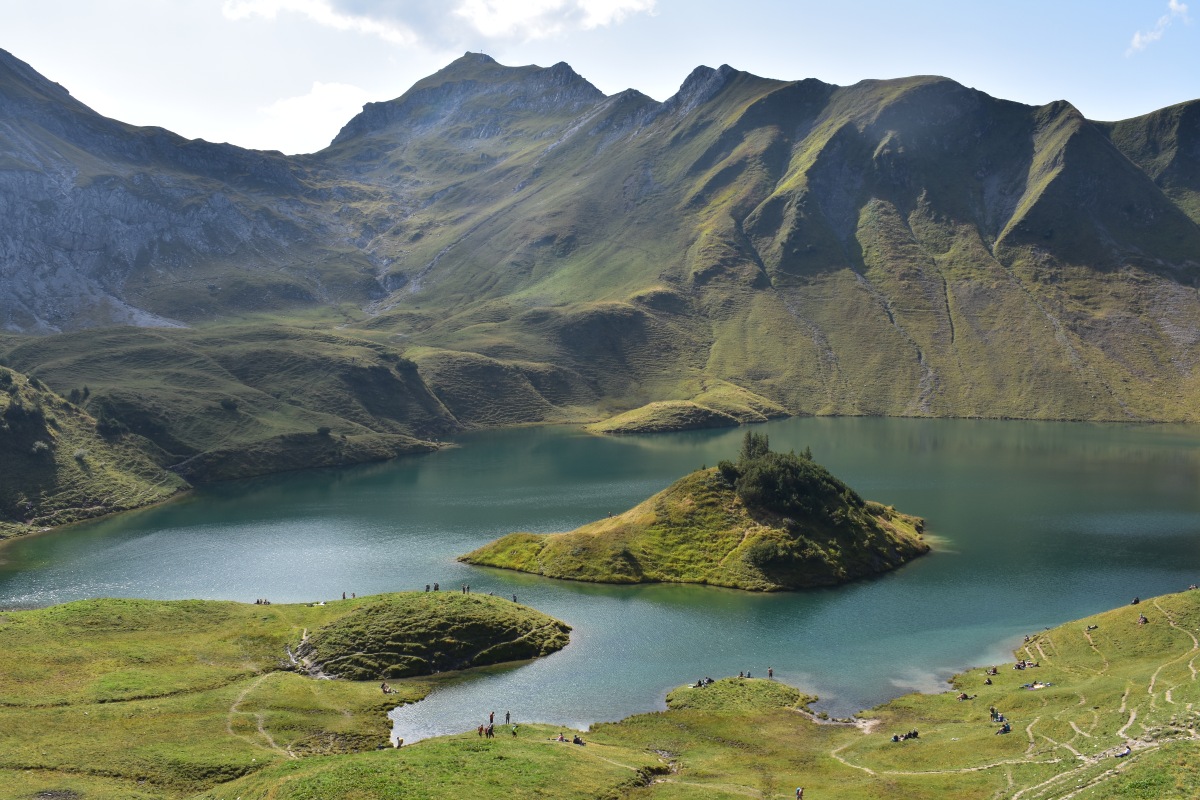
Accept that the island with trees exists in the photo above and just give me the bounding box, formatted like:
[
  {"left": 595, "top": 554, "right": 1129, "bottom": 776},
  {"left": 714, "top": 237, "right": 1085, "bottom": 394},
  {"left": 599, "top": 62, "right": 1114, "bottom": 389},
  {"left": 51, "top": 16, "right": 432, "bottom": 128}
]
[{"left": 460, "top": 433, "right": 930, "bottom": 591}]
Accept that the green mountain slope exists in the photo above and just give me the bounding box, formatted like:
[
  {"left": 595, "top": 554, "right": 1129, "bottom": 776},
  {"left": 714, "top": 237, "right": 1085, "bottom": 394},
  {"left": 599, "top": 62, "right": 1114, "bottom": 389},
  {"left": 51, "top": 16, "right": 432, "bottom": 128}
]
[
  {"left": 3, "top": 48, "right": 1200, "bottom": 440},
  {"left": 0, "top": 325, "right": 453, "bottom": 487},
  {"left": 0, "top": 365, "right": 185, "bottom": 537}
]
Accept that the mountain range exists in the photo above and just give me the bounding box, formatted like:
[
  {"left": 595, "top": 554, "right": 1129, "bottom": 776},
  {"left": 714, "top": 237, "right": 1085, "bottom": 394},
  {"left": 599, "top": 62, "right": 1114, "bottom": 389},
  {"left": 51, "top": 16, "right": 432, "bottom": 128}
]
[{"left": 1, "top": 48, "right": 1199, "bottom": 527}]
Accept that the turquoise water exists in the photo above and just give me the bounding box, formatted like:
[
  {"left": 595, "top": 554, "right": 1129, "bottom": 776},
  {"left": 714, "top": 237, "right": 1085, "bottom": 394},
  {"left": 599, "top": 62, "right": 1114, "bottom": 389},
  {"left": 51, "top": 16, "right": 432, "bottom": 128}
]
[{"left": 2, "top": 418, "right": 1199, "bottom": 742}]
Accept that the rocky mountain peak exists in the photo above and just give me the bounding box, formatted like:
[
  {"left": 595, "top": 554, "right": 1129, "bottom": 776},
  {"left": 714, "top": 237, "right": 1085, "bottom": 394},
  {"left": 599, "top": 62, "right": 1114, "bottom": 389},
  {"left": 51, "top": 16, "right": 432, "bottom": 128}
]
[
  {"left": 664, "top": 63, "right": 738, "bottom": 114},
  {"left": 328, "top": 55, "right": 603, "bottom": 148}
]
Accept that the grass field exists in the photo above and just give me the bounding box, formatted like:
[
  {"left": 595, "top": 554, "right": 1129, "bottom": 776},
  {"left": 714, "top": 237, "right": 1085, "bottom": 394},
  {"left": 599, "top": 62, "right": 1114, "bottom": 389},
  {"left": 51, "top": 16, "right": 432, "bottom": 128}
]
[
  {"left": 177, "top": 589, "right": 1200, "bottom": 799},
  {"left": 0, "top": 592, "right": 569, "bottom": 799}
]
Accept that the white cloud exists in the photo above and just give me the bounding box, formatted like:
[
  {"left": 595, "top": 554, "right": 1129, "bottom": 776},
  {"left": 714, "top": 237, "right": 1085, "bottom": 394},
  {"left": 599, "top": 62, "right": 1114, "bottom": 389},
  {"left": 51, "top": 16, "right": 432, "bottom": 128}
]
[
  {"left": 222, "top": 0, "right": 417, "bottom": 44},
  {"left": 578, "top": 0, "right": 656, "bottom": 29},
  {"left": 1127, "top": 0, "right": 1190, "bottom": 55},
  {"left": 254, "top": 81, "right": 373, "bottom": 153},
  {"left": 454, "top": 0, "right": 572, "bottom": 39},
  {"left": 224, "top": 0, "right": 656, "bottom": 45}
]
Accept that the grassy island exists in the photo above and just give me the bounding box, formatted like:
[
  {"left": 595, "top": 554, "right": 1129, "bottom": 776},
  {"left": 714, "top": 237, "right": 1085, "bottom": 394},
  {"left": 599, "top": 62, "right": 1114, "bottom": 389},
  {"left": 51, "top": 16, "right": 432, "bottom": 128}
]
[
  {"left": 0, "top": 592, "right": 568, "bottom": 799},
  {"left": 461, "top": 433, "right": 929, "bottom": 591}
]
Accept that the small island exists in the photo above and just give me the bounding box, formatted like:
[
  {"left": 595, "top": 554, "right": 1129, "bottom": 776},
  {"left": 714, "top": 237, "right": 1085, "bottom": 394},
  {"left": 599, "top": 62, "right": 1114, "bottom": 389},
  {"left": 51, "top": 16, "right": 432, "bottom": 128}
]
[{"left": 461, "top": 433, "right": 929, "bottom": 591}]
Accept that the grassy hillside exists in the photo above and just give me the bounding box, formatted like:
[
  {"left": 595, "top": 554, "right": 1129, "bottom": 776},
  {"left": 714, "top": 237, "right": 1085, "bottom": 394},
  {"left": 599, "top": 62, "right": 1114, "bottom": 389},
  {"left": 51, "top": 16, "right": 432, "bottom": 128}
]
[
  {"left": 188, "top": 589, "right": 1200, "bottom": 799},
  {"left": 0, "top": 365, "right": 185, "bottom": 538},
  {"left": 461, "top": 434, "right": 929, "bottom": 590},
  {"left": 0, "top": 592, "right": 569, "bottom": 799},
  {"left": 0, "top": 324, "right": 450, "bottom": 487},
  {"left": 6, "top": 50, "right": 1200, "bottom": 429},
  {"left": 298, "top": 592, "right": 570, "bottom": 680}
]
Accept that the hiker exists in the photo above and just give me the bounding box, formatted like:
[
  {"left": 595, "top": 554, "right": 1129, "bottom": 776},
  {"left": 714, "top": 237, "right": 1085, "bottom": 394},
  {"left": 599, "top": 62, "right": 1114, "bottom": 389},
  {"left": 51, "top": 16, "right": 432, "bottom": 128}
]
[
  {"left": 768, "top": 667, "right": 773, "bottom": 679},
  {"left": 511, "top": 725, "right": 518, "bottom": 737},
  {"left": 512, "top": 594, "right": 517, "bottom": 602},
  {"left": 425, "top": 584, "right": 430, "bottom": 592},
  {"left": 433, "top": 583, "right": 439, "bottom": 591},
  {"left": 477, "top": 724, "right": 484, "bottom": 737},
  {"left": 505, "top": 711, "right": 511, "bottom": 724},
  {"left": 738, "top": 671, "right": 744, "bottom": 678},
  {"left": 796, "top": 788, "right": 804, "bottom": 800},
  {"left": 489, "top": 711, "right": 495, "bottom": 724},
  {"left": 393, "top": 737, "right": 403, "bottom": 748},
  {"left": 342, "top": 592, "right": 346, "bottom": 600}
]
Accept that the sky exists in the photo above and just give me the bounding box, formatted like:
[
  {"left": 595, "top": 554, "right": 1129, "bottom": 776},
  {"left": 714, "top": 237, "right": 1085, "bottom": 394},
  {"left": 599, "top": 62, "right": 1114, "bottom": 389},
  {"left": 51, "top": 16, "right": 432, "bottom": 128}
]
[{"left": 4, "top": 0, "right": 1198, "bottom": 155}]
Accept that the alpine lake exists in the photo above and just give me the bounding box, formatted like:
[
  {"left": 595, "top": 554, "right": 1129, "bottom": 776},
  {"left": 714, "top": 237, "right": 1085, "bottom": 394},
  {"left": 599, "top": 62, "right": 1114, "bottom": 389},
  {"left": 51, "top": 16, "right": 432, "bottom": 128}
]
[{"left": 2, "top": 417, "right": 1200, "bottom": 744}]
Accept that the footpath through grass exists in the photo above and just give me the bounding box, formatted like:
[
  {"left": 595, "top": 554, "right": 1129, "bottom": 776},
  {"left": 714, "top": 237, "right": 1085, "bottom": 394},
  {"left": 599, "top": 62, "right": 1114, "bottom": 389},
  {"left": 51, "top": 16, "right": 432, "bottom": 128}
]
[
  {"left": 4, "top": 589, "right": 1200, "bottom": 798},
  {"left": 187, "top": 589, "right": 1200, "bottom": 800},
  {"left": 0, "top": 592, "right": 568, "bottom": 799}
]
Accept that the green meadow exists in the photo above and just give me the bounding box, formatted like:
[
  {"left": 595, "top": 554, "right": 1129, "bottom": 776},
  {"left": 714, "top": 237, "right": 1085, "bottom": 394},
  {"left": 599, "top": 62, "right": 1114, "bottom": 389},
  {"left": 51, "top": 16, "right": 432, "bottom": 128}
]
[
  {"left": 5, "top": 588, "right": 1197, "bottom": 799},
  {"left": 0, "top": 593, "right": 569, "bottom": 799}
]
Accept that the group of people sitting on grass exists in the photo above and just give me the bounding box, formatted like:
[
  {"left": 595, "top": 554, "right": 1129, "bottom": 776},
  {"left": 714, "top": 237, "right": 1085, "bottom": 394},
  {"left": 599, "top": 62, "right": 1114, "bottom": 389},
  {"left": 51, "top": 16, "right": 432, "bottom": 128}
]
[
  {"left": 990, "top": 706, "right": 1012, "bottom": 734},
  {"left": 551, "top": 732, "right": 585, "bottom": 745},
  {"left": 692, "top": 677, "right": 715, "bottom": 688},
  {"left": 253, "top": 598, "right": 272, "bottom": 605},
  {"left": 890, "top": 730, "right": 919, "bottom": 742},
  {"left": 379, "top": 682, "right": 397, "bottom": 695},
  {"left": 1013, "top": 659, "right": 1039, "bottom": 670}
]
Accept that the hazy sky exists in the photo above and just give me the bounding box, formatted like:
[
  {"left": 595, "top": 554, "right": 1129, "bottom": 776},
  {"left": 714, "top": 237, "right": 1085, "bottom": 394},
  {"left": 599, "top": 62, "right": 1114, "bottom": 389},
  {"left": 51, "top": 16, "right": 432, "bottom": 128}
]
[{"left": 5, "top": 0, "right": 1198, "bottom": 154}]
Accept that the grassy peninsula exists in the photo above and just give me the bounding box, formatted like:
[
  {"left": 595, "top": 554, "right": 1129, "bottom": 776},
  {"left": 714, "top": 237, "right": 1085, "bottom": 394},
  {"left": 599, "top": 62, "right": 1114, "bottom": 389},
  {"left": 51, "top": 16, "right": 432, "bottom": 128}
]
[
  {"left": 461, "top": 433, "right": 928, "bottom": 590},
  {"left": 179, "top": 589, "right": 1200, "bottom": 799},
  {"left": 0, "top": 592, "right": 568, "bottom": 799},
  {"left": 0, "top": 366, "right": 186, "bottom": 538}
]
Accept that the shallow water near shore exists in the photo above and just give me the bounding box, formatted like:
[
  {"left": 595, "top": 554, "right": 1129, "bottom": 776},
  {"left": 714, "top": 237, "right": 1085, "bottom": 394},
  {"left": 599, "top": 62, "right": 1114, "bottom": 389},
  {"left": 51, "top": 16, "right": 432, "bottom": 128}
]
[{"left": 2, "top": 418, "right": 1200, "bottom": 742}]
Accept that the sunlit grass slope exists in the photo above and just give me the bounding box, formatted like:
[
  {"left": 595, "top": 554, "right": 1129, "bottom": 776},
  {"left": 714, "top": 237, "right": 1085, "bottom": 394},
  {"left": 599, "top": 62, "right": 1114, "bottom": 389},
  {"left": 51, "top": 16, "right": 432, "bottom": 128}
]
[
  {"left": 0, "top": 592, "right": 569, "bottom": 799},
  {"left": 462, "top": 439, "right": 928, "bottom": 590},
  {"left": 200, "top": 589, "right": 1200, "bottom": 800},
  {"left": 0, "top": 324, "right": 453, "bottom": 486},
  {"left": 0, "top": 365, "right": 185, "bottom": 538},
  {"left": 9, "top": 51, "right": 1200, "bottom": 427}
]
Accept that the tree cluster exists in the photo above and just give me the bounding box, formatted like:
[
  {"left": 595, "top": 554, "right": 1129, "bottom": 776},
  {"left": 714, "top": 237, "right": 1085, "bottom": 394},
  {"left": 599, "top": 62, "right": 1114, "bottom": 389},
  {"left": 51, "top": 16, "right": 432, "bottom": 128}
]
[{"left": 718, "top": 432, "right": 863, "bottom": 524}]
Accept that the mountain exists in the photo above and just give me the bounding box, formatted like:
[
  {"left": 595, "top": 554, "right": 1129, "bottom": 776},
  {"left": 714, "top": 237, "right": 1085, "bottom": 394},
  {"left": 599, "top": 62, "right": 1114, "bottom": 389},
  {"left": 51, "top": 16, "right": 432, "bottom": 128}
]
[{"left": 2, "top": 48, "right": 1200, "bottom": 441}]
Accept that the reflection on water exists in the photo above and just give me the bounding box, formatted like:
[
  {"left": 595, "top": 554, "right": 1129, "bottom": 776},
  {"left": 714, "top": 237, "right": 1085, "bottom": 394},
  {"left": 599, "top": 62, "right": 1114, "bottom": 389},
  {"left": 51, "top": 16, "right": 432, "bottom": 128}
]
[{"left": 2, "top": 419, "right": 1200, "bottom": 741}]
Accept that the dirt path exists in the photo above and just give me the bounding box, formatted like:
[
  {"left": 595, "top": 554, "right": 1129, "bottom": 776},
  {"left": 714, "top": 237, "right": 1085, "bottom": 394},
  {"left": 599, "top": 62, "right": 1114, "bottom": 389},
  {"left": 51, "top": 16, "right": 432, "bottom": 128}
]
[{"left": 226, "top": 673, "right": 295, "bottom": 759}]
